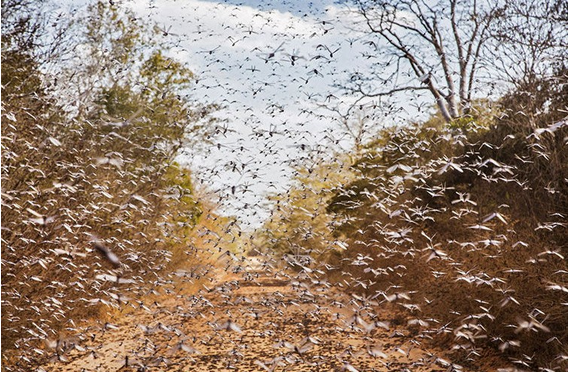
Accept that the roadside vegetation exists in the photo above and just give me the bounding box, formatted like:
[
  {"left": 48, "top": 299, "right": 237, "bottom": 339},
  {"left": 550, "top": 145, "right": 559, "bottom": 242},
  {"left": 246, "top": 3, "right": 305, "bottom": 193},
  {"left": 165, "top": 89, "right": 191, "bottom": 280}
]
[
  {"left": 1, "top": 0, "right": 236, "bottom": 367},
  {"left": 2, "top": 0, "right": 566, "bottom": 371},
  {"left": 258, "top": 67, "right": 567, "bottom": 370},
  {"left": 256, "top": 2, "right": 566, "bottom": 368}
]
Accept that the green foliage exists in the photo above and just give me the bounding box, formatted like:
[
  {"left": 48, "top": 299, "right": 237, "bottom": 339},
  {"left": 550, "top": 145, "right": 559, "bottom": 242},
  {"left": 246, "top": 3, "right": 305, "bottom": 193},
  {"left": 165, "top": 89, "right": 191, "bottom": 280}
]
[
  {"left": 256, "top": 156, "right": 355, "bottom": 265},
  {"left": 74, "top": 3, "right": 215, "bottom": 158},
  {"left": 164, "top": 162, "right": 203, "bottom": 227},
  {"left": 448, "top": 116, "right": 476, "bottom": 131},
  {"left": 140, "top": 50, "right": 193, "bottom": 95}
]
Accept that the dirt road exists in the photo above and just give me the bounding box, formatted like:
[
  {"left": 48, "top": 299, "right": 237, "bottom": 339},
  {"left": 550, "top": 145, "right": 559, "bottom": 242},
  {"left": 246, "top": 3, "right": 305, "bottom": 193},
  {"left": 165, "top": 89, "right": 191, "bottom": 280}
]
[{"left": 39, "top": 258, "right": 505, "bottom": 372}]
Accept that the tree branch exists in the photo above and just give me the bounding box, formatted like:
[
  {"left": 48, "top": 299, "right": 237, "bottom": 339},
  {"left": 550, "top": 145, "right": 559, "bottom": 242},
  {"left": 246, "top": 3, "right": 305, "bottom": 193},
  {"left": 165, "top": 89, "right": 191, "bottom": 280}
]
[{"left": 352, "top": 84, "right": 429, "bottom": 101}]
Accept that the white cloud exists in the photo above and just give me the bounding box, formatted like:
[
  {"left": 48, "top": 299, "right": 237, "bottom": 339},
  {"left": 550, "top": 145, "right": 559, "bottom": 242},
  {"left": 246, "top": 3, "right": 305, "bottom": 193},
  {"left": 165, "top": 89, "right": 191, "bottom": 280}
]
[
  {"left": 124, "top": 1, "right": 383, "bottom": 226},
  {"left": 54, "top": 0, "right": 423, "bottom": 227}
]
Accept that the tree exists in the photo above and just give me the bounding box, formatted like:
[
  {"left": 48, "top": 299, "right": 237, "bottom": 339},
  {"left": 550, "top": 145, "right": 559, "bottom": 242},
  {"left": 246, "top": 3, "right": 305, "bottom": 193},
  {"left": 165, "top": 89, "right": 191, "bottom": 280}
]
[
  {"left": 321, "top": 104, "right": 384, "bottom": 155},
  {"left": 349, "top": 0, "right": 566, "bottom": 124},
  {"left": 489, "top": 0, "right": 567, "bottom": 89},
  {"left": 350, "top": 0, "right": 501, "bottom": 122},
  {"left": 257, "top": 155, "right": 355, "bottom": 267},
  {"left": 350, "top": 0, "right": 502, "bottom": 123},
  {"left": 1, "top": 0, "right": 72, "bottom": 61},
  {"left": 1, "top": 1, "right": 217, "bottom": 364}
]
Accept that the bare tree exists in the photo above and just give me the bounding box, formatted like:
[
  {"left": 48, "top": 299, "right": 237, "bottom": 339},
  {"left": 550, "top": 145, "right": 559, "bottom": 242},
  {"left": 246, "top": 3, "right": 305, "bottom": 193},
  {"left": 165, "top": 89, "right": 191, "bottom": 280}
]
[
  {"left": 321, "top": 104, "right": 382, "bottom": 154},
  {"left": 489, "top": 0, "right": 567, "bottom": 87},
  {"left": 349, "top": 0, "right": 502, "bottom": 123}
]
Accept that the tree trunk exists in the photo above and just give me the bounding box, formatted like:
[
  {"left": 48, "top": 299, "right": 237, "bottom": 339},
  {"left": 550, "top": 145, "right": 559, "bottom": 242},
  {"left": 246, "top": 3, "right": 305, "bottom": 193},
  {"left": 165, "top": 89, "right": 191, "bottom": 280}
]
[
  {"left": 436, "top": 97, "right": 453, "bottom": 123},
  {"left": 447, "top": 92, "right": 460, "bottom": 119}
]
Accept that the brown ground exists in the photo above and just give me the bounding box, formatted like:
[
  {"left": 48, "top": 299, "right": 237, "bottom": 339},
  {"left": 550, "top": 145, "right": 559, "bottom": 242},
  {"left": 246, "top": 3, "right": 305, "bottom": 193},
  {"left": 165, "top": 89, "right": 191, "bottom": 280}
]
[{"left": 37, "top": 258, "right": 510, "bottom": 372}]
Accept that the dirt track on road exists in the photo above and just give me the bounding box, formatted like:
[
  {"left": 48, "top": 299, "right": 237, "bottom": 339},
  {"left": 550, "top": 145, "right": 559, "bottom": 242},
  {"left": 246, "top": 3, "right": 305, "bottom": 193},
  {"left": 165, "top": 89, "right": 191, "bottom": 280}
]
[{"left": 39, "top": 258, "right": 506, "bottom": 372}]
